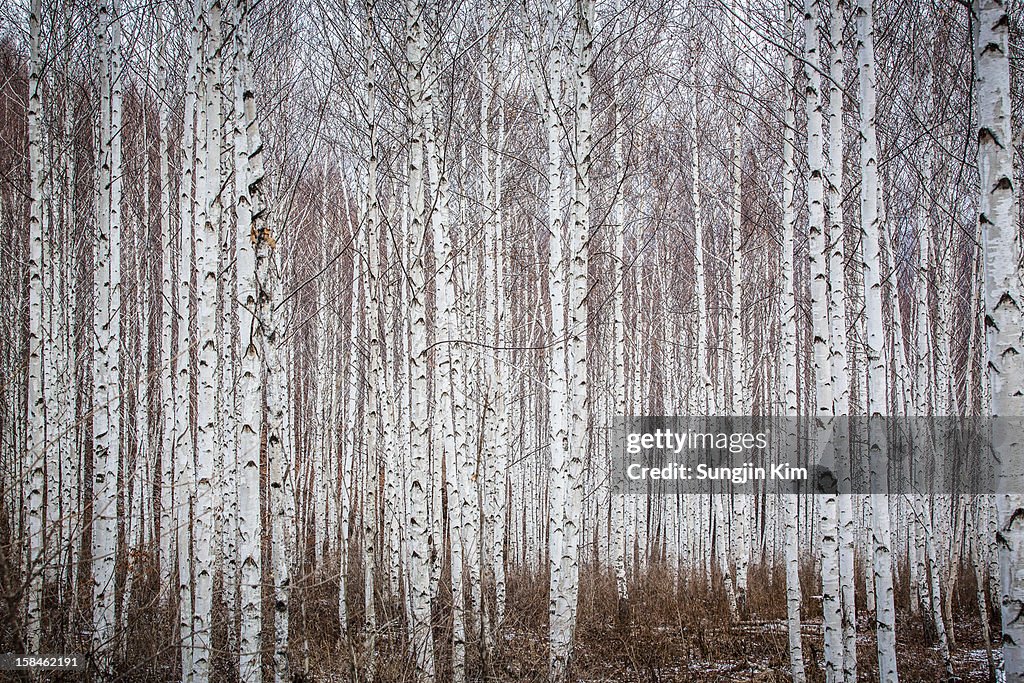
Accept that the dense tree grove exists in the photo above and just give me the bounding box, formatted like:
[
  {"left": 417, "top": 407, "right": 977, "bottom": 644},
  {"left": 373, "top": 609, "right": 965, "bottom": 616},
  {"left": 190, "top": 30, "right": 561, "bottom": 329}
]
[{"left": 1, "top": 0, "right": 1022, "bottom": 680}]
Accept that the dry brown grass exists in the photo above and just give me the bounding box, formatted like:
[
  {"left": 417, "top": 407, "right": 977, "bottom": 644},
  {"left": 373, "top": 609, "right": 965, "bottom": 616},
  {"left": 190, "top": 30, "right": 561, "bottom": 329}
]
[{"left": 0, "top": 543, "right": 999, "bottom": 682}]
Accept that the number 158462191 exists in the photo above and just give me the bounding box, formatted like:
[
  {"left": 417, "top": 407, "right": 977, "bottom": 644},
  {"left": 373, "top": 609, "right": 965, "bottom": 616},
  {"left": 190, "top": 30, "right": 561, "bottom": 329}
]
[{"left": 0, "top": 655, "right": 84, "bottom": 671}]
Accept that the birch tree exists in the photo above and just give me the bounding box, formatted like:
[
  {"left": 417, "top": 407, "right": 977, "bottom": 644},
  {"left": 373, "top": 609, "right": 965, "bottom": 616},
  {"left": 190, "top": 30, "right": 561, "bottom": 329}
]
[
  {"left": 563, "top": 0, "right": 592, "bottom": 653},
  {"left": 825, "top": 3, "right": 857, "bottom": 679},
  {"left": 157, "top": 0, "right": 175, "bottom": 595},
  {"left": 93, "top": 0, "right": 124, "bottom": 667},
  {"left": 231, "top": 0, "right": 265, "bottom": 676},
  {"left": 544, "top": 0, "right": 574, "bottom": 677},
  {"left": 0, "top": 2, "right": 1008, "bottom": 681},
  {"left": 261, "top": 202, "right": 292, "bottom": 683},
  {"left": 781, "top": 4, "right": 805, "bottom": 679},
  {"left": 804, "top": 1, "right": 844, "bottom": 675},
  {"left": 25, "top": 0, "right": 45, "bottom": 654},
  {"left": 975, "top": 0, "right": 1024, "bottom": 678},
  {"left": 857, "top": 0, "right": 899, "bottom": 678},
  {"left": 404, "top": 0, "right": 435, "bottom": 677},
  {"left": 177, "top": 6, "right": 202, "bottom": 677},
  {"left": 729, "top": 0, "right": 750, "bottom": 610},
  {"left": 610, "top": 0, "right": 628, "bottom": 608},
  {"left": 192, "top": 2, "right": 225, "bottom": 674},
  {"left": 359, "top": 1, "right": 381, "bottom": 678}
]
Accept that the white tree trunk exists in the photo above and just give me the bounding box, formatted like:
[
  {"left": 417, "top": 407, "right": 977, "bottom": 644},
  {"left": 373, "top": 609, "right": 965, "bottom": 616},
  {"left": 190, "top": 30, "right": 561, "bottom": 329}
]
[
  {"left": 359, "top": 3, "right": 380, "bottom": 678},
  {"left": 611, "top": 0, "right": 628, "bottom": 606},
  {"left": 492, "top": 91, "right": 509, "bottom": 630},
  {"left": 404, "top": 0, "right": 435, "bottom": 677},
  {"left": 544, "top": 0, "right": 573, "bottom": 678},
  {"left": 690, "top": 30, "right": 712, "bottom": 416},
  {"left": 176, "top": 7, "right": 202, "bottom": 677},
  {"left": 25, "top": 0, "right": 45, "bottom": 654},
  {"left": 337, "top": 168, "right": 358, "bottom": 638},
  {"left": 219, "top": 77, "right": 239, "bottom": 651},
  {"left": 193, "top": 2, "right": 223, "bottom": 675},
  {"left": 478, "top": 25, "right": 509, "bottom": 634},
  {"left": 231, "top": 0, "right": 264, "bottom": 676},
  {"left": 781, "top": 4, "right": 805, "bottom": 678},
  {"left": 57, "top": 58, "right": 79, "bottom": 604},
  {"left": 825, "top": 4, "right": 857, "bottom": 679},
  {"left": 975, "top": 0, "right": 1024, "bottom": 678},
  {"left": 729, "top": 0, "right": 749, "bottom": 611},
  {"left": 857, "top": 0, "right": 898, "bottom": 679},
  {"left": 805, "top": 1, "right": 843, "bottom": 675},
  {"left": 156, "top": 0, "right": 176, "bottom": 596},
  {"left": 260, "top": 223, "right": 292, "bottom": 683},
  {"left": 563, "top": 0, "right": 591, "bottom": 650},
  {"left": 430, "top": 106, "right": 464, "bottom": 683},
  {"left": 93, "top": 0, "right": 123, "bottom": 667}
]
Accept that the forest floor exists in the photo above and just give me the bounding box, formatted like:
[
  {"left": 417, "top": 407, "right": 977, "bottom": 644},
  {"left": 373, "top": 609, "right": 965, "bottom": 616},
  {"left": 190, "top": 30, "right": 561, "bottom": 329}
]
[
  {"left": 299, "top": 565, "right": 1001, "bottom": 682},
  {"left": 304, "top": 612, "right": 997, "bottom": 682},
  {"left": 21, "top": 564, "right": 995, "bottom": 681}
]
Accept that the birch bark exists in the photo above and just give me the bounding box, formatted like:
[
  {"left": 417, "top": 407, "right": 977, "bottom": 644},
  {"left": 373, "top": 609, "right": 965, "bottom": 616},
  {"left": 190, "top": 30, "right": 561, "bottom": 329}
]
[
  {"left": 729, "top": 0, "right": 749, "bottom": 611},
  {"left": 404, "top": 0, "right": 435, "bottom": 676},
  {"left": 157, "top": 0, "right": 175, "bottom": 594},
  {"left": 431, "top": 97, "right": 464, "bottom": 683},
  {"left": 360, "top": 3, "right": 380, "bottom": 677},
  {"left": 690, "top": 30, "right": 712, "bottom": 415},
  {"left": 260, "top": 214, "right": 292, "bottom": 683},
  {"left": 177, "top": 8, "right": 201, "bottom": 677},
  {"left": 93, "top": 0, "right": 123, "bottom": 666},
  {"left": 544, "top": 0, "right": 572, "bottom": 676},
  {"left": 563, "top": 0, "right": 592, "bottom": 649},
  {"left": 25, "top": 0, "right": 45, "bottom": 653},
  {"left": 857, "top": 0, "right": 899, "bottom": 678},
  {"left": 611, "top": 0, "right": 628, "bottom": 606},
  {"left": 975, "top": 0, "right": 1024, "bottom": 677},
  {"left": 232, "top": 0, "right": 264, "bottom": 676},
  {"left": 805, "top": 1, "right": 843, "bottom": 674},
  {"left": 825, "top": 4, "right": 857, "bottom": 679},
  {"left": 781, "top": 4, "right": 806, "bottom": 678},
  {"left": 193, "top": 2, "right": 224, "bottom": 674}
]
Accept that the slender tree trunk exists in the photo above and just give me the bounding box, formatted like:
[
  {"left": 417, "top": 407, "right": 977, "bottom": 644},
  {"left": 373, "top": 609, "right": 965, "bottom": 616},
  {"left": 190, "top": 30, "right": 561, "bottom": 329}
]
[
  {"left": 359, "top": 2, "right": 380, "bottom": 678},
  {"left": 156, "top": 0, "right": 175, "bottom": 597},
  {"left": 781, "top": 4, "right": 805, "bottom": 679},
  {"left": 690, "top": 26, "right": 712, "bottom": 417},
  {"left": 260, "top": 219, "right": 291, "bottom": 683},
  {"left": 176, "top": 6, "right": 202, "bottom": 677},
  {"left": 219, "top": 56, "right": 240, "bottom": 652},
  {"left": 825, "top": 4, "right": 857, "bottom": 679},
  {"left": 430, "top": 95, "right": 463, "bottom": 683},
  {"left": 857, "top": 1, "right": 898, "bottom": 679},
  {"left": 544, "top": 0, "right": 573, "bottom": 678},
  {"left": 805, "top": 1, "right": 843, "bottom": 676},
  {"left": 729, "top": 0, "right": 749, "bottom": 613},
  {"left": 492, "top": 82, "right": 509, "bottom": 630},
  {"left": 93, "top": 0, "right": 123, "bottom": 668},
  {"left": 975, "top": 0, "right": 1024, "bottom": 678},
  {"left": 611, "top": 0, "right": 628, "bottom": 608},
  {"left": 25, "top": 0, "right": 45, "bottom": 654},
  {"left": 403, "top": 0, "right": 435, "bottom": 677},
  {"left": 193, "top": 2, "right": 224, "bottom": 674},
  {"left": 231, "top": 0, "right": 264, "bottom": 676},
  {"left": 563, "top": 0, "right": 591, "bottom": 652}
]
